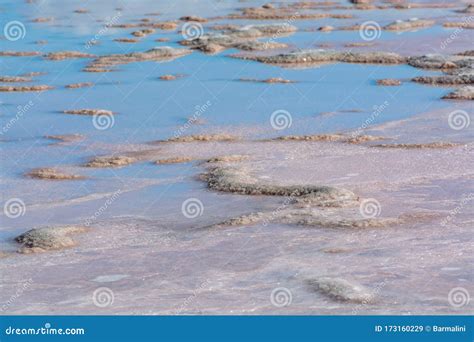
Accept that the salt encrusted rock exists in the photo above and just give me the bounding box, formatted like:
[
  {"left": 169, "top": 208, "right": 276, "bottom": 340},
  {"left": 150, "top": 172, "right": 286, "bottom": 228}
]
[
  {"left": 180, "top": 15, "right": 208, "bottom": 22},
  {"left": 280, "top": 214, "right": 399, "bottom": 228},
  {"left": 206, "top": 155, "right": 248, "bottom": 163},
  {"left": 0, "top": 76, "right": 32, "bottom": 82},
  {"left": 227, "top": 6, "right": 352, "bottom": 20},
  {"left": 15, "top": 226, "right": 88, "bottom": 254},
  {"left": 202, "top": 166, "right": 357, "bottom": 200},
  {"left": 65, "top": 82, "right": 93, "bottom": 89},
  {"left": 111, "top": 21, "right": 178, "bottom": 30},
  {"left": 0, "top": 85, "right": 53, "bottom": 92},
  {"left": 412, "top": 72, "right": 474, "bottom": 86},
  {"left": 25, "top": 168, "right": 85, "bottom": 180},
  {"left": 209, "top": 208, "right": 400, "bottom": 228},
  {"left": 270, "top": 134, "right": 383, "bottom": 143},
  {"left": 456, "top": 50, "right": 474, "bottom": 57},
  {"left": 443, "top": 22, "right": 474, "bottom": 29},
  {"left": 44, "top": 51, "right": 95, "bottom": 60},
  {"left": 384, "top": 18, "right": 435, "bottom": 31},
  {"left": 159, "top": 74, "right": 177, "bottom": 80},
  {"left": 376, "top": 79, "right": 401, "bottom": 86},
  {"left": 233, "top": 49, "right": 406, "bottom": 66},
  {"left": 84, "top": 156, "right": 136, "bottom": 168},
  {"left": 407, "top": 54, "right": 473, "bottom": 69},
  {"left": 155, "top": 157, "right": 194, "bottom": 164},
  {"left": 180, "top": 23, "right": 296, "bottom": 53},
  {"left": 371, "top": 142, "right": 459, "bottom": 149},
  {"left": 85, "top": 47, "right": 192, "bottom": 71},
  {"left": 234, "top": 41, "right": 288, "bottom": 51},
  {"left": 306, "top": 277, "right": 375, "bottom": 303},
  {"left": 115, "top": 38, "right": 139, "bottom": 43},
  {"left": 74, "top": 8, "right": 89, "bottom": 14},
  {"left": 32, "top": 17, "right": 54, "bottom": 23},
  {"left": 63, "top": 109, "right": 113, "bottom": 116},
  {"left": 318, "top": 26, "right": 334, "bottom": 32},
  {"left": 159, "top": 134, "right": 238, "bottom": 143},
  {"left": 131, "top": 29, "right": 155, "bottom": 37},
  {"left": 239, "top": 77, "right": 294, "bottom": 83},
  {"left": 458, "top": 4, "right": 474, "bottom": 13},
  {"left": 344, "top": 42, "right": 374, "bottom": 48},
  {"left": 0, "top": 51, "right": 41, "bottom": 57},
  {"left": 442, "top": 86, "right": 474, "bottom": 100}
]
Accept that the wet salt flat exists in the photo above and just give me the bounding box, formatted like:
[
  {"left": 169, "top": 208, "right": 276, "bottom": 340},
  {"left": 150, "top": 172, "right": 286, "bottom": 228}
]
[{"left": 0, "top": 0, "right": 473, "bottom": 314}]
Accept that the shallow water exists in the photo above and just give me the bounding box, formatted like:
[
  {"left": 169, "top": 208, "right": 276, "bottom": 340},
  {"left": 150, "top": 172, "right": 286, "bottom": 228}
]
[{"left": 0, "top": 0, "right": 473, "bottom": 315}]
